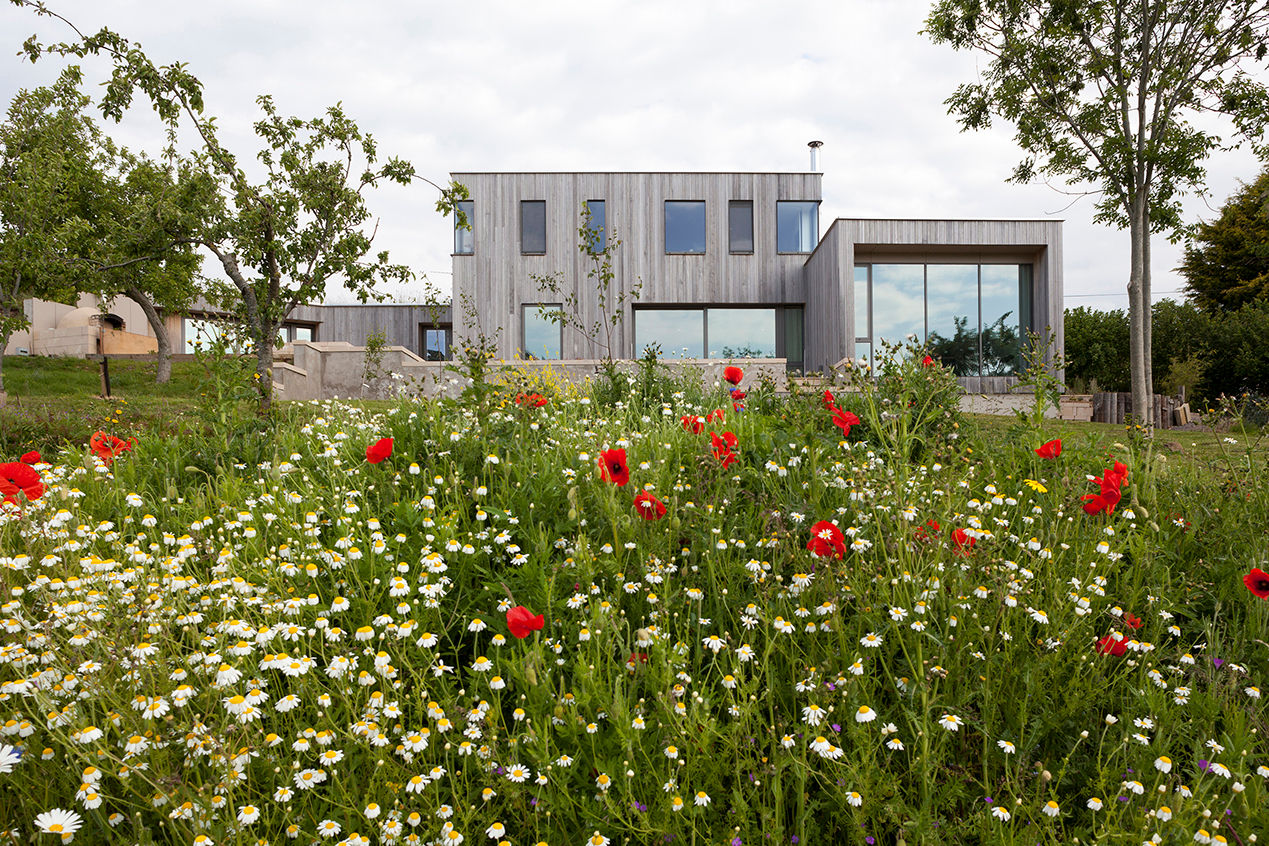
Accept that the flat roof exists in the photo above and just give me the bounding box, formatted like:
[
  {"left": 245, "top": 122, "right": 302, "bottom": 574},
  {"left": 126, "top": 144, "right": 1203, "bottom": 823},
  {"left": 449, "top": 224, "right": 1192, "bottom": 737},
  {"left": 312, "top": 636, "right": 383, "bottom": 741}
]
[
  {"left": 834, "top": 216, "right": 1063, "bottom": 223},
  {"left": 450, "top": 171, "right": 822, "bottom": 176}
]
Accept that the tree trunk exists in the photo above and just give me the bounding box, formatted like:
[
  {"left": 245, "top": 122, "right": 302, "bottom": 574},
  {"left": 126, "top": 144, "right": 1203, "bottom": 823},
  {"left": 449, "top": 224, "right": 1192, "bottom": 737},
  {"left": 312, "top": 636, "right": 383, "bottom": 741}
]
[
  {"left": 124, "top": 286, "right": 173, "bottom": 384},
  {"left": 0, "top": 327, "right": 9, "bottom": 402},
  {"left": 1142, "top": 223, "right": 1153, "bottom": 398},
  {"left": 1127, "top": 194, "right": 1151, "bottom": 433},
  {"left": 254, "top": 321, "right": 274, "bottom": 414}
]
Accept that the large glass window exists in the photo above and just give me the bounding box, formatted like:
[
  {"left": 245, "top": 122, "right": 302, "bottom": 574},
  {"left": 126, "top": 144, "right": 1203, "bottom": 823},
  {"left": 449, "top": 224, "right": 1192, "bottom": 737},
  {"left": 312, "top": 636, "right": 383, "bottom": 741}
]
[
  {"left": 665, "top": 201, "right": 706, "bottom": 254},
  {"left": 522, "top": 304, "right": 562, "bottom": 359},
  {"left": 585, "top": 200, "right": 605, "bottom": 253},
  {"left": 729, "top": 200, "right": 754, "bottom": 253},
  {"left": 454, "top": 200, "right": 474, "bottom": 255},
  {"left": 521, "top": 200, "right": 546, "bottom": 255},
  {"left": 926, "top": 264, "right": 981, "bottom": 376},
  {"left": 777, "top": 201, "right": 818, "bottom": 253},
  {"left": 853, "top": 265, "right": 871, "bottom": 369},
  {"left": 708, "top": 308, "right": 776, "bottom": 358},
  {"left": 635, "top": 309, "right": 704, "bottom": 358},
  {"left": 183, "top": 317, "right": 248, "bottom": 353},
  {"left": 635, "top": 306, "right": 803, "bottom": 366},
  {"left": 855, "top": 263, "right": 1032, "bottom": 376}
]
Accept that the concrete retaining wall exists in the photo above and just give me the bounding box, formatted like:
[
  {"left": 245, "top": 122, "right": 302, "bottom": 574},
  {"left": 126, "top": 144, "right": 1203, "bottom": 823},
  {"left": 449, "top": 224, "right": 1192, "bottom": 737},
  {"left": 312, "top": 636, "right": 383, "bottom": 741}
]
[{"left": 273, "top": 342, "right": 789, "bottom": 401}]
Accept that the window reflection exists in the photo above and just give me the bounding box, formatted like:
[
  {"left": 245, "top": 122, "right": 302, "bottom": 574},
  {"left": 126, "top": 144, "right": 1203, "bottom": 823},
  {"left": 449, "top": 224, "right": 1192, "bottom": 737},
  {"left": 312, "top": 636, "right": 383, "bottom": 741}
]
[
  {"left": 708, "top": 309, "right": 776, "bottom": 358},
  {"left": 926, "top": 265, "right": 980, "bottom": 376},
  {"left": 636, "top": 310, "right": 704, "bottom": 358},
  {"left": 522, "top": 304, "right": 562, "bottom": 359},
  {"left": 665, "top": 201, "right": 706, "bottom": 254},
  {"left": 585, "top": 200, "right": 605, "bottom": 252},
  {"left": 871, "top": 264, "right": 925, "bottom": 346},
  {"left": 979, "top": 265, "right": 1025, "bottom": 375},
  {"left": 521, "top": 201, "right": 546, "bottom": 255},
  {"left": 454, "top": 200, "right": 473, "bottom": 255},
  {"left": 729, "top": 201, "right": 753, "bottom": 253},
  {"left": 777, "top": 201, "right": 818, "bottom": 253}
]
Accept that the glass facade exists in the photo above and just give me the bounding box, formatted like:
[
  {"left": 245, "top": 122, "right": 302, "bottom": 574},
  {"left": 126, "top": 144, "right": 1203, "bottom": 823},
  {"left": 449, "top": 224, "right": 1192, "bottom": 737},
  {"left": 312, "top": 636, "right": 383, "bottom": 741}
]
[
  {"left": 635, "top": 306, "right": 803, "bottom": 368},
  {"left": 729, "top": 200, "right": 754, "bottom": 253},
  {"left": 522, "top": 304, "right": 562, "bottom": 359},
  {"left": 777, "top": 201, "right": 818, "bottom": 253},
  {"left": 665, "top": 201, "right": 706, "bottom": 254},
  {"left": 454, "top": 200, "right": 473, "bottom": 255},
  {"left": 585, "top": 200, "right": 605, "bottom": 252},
  {"left": 521, "top": 201, "right": 546, "bottom": 255},
  {"left": 854, "top": 263, "right": 1031, "bottom": 376}
]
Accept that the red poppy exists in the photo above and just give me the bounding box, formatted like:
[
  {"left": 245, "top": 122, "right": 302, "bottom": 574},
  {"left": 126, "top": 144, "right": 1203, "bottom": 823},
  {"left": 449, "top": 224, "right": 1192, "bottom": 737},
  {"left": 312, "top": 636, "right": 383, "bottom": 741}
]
[
  {"left": 506, "top": 605, "right": 545, "bottom": 639},
  {"left": 1122, "top": 612, "right": 1143, "bottom": 629},
  {"left": 914, "top": 518, "right": 941, "bottom": 542},
  {"left": 830, "top": 406, "right": 861, "bottom": 437},
  {"left": 1095, "top": 634, "right": 1128, "bottom": 656},
  {"left": 1082, "top": 461, "right": 1128, "bottom": 515},
  {"left": 807, "top": 520, "right": 846, "bottom": 559},
  {"left": 680, "top": 415, "right": 704, "bottom": 434},
  {"left": 515, "top": 392, "right": 548, "bottom": 407},
  {"left": 1244, "top": 568, "right": 1269, "bottom": 600},
  {"left": 633, "top": 491, "right": 667, "bottom": 520},
  {"left": 1035, "top": 439, "right": 1062, "bottom": 459},
  {"left": 626, "top": 651, "right": 649, "bottom": 670},
  {"left": 19, "top": 451, "right": 41, "bottom": 465},
  {"left": 723, "top": 366, "right": 744, "bottom": 386},
  {"left": 822, "top": 389, "right": 835, "bottom": 409},
  {"left": 951, "top": 528, "right": 976, "bottom": 552},
  {"left": 89, "top": 431, "right": 133, "bottom": 465},
  {"left": 922, "top": 355, "right": 935, "bottom": 367},
  {"left": 598, "top": 448, "right": 629, "bottom": 486},
  {"left": 366, "top": 437, "right": 394, "bottom": 464},
  {"left": 706, "top": 408, "right": 726, "bottom": 423},
  {"left": 710, "top": 431, "right": 738, "bottom": 469},
  {"left": 0, "top": 462, "right": 43, "bottom": 505}
]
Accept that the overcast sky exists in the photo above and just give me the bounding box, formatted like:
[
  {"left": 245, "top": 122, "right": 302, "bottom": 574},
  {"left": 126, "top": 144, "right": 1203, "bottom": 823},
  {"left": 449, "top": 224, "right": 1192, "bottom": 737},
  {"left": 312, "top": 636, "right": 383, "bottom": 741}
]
[{"left": 3, "top": 0, "right": 1264, "bottom": 310}]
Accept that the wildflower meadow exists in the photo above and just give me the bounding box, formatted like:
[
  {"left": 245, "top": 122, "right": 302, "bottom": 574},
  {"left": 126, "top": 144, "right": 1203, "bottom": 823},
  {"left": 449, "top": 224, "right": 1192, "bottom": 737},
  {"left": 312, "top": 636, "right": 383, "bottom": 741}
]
[{"left": 1, "top": 348, "right": 1267, "bottom": 845}]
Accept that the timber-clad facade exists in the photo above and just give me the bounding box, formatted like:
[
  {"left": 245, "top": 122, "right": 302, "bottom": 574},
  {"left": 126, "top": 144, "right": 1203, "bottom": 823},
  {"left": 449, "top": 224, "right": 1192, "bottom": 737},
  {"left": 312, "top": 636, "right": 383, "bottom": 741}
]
[{"left": 451, "top": 171, "right": 1063, "bottom": 387}]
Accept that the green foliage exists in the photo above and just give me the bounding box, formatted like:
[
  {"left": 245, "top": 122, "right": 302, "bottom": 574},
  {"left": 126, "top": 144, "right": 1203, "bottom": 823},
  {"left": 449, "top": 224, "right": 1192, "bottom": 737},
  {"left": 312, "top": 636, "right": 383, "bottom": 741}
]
[
  {"left": 927, "top": 311, "right": 1021, "bottom": 376},
  {"left": 1064, "top": 306, "right": 1131, "bottom": 392},
  {"left": 1013, "top": 329, "right": 1068, "bottom": 430},
  {"left": 1199, "top": 299, "right": 1269, "bottom": 400},
  {"left": 0, "top": 67, "right": 99, "bottom": 391},
  {"left": 1181, "top": 168, "right": 1269, "bottom": 310}
]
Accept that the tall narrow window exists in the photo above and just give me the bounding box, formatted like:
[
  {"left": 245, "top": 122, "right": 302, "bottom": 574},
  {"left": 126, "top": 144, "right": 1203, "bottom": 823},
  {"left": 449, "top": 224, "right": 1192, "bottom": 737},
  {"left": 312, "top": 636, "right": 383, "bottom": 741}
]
[
  {"left": 522, "top": 303, "right": 562, "bottom": 359},
  {"left": 454, "top": 200, "right": 474, "bottom": 255},
  {"left": 729, "top": 200, "right": 754, "bottom": 253},
  {"left": 665, "top": 201, "right": 706, "bottom": 254},
  {"left": 585, "top": 200, "right": 606, "bottom": 253},
  {"left": 521, "top": 200, "right": 546, "bottom": 255},
  {"left": 777, "top": 201, "right": 818, "bottom": 253}
]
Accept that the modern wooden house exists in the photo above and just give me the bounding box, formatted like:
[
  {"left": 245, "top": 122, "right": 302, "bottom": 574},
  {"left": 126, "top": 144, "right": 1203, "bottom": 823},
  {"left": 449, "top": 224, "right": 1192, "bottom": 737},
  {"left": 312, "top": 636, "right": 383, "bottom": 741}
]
[{"left": 450, "top": 171, "right": 1063, "bottom": 388}]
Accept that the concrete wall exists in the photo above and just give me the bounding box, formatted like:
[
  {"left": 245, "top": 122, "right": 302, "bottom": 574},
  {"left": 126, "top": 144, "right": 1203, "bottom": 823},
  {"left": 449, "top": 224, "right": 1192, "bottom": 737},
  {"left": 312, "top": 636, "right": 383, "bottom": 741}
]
[{"left": 274, "top": 341, "right": 787, "bottom": 401}]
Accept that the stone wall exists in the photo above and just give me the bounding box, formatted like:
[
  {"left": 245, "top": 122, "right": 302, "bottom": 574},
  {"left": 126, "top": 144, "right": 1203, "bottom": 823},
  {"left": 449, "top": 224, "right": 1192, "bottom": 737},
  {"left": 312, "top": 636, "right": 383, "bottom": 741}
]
[{"left": 273, "top": 341, "right": 789, "bottom": 401}]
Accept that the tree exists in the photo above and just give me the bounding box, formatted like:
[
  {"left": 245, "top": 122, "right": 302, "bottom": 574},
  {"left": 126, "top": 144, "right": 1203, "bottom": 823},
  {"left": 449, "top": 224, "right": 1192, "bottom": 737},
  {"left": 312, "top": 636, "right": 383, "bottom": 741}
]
[
  {"left": 925, "top": 0, "right": 1269, "bottom": 431},
  {"left": 0, "top": 67, "right": 97, "bottom": 400},
  {"left": 15, "top": 0, "right": 467, "bottom": 411},
  {"left": 1179, "top": 168, "right": 1269, "bottom": 310}
]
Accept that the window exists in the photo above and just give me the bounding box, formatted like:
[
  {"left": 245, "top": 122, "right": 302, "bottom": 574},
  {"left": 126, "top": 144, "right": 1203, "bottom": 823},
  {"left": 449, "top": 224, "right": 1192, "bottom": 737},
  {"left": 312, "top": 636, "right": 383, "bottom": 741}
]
[
  {"left": 183, "top": 317, "right": 247, "bottom": 353},
  {"left": 729, "top": 200, "right": 754, "bottom": 253},
  {"left": 585, "top": 200, "right": 605, "bottom": 253},
  {"left": 522, "top": 303, "right": 562, "bottom": 359},
  {"left": 521, "top": 200, "right": 546, "bottom": 255},
  {"left": 634, "top": 306, "right": 803, "bottom": 368},
  {"left": 777, "top": 201, "right": 818, "bottom": 253},
  {"left": 454, "top": 200, "right": 474, "bottom": 255},
  {"left": 665, "top": 201, "right": 706, "bottom": 254},
  {"left": 420, "top": 323, "right": 451, "bottom": 361},
  {"left": 855, "top": 262, "right": 1032, "bottom": 376}
]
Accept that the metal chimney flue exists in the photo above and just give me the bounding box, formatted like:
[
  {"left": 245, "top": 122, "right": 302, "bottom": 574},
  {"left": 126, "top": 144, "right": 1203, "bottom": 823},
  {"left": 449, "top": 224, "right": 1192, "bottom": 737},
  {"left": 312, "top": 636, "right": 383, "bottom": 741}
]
[{"left": 808, "top": 140, "right": 823, "bottom": 172}]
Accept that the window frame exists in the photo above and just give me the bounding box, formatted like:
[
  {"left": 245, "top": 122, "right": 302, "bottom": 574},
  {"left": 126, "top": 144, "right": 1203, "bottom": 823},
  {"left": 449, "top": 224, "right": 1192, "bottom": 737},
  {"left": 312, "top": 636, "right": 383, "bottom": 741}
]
[
  {"left": 453, "top": 200, "right": 474, "bottom": 256},
  {"left": 664, "top": 200, "right": 707, "bottom": 255},
  {"left": 420, "top": 322, "right": 452, "bottom": 361},
  {"left": 633, "top": 305, "right": 804, "bottom": 369},
  {"left": 521, "top": 302, "right": 564, "bottom": 360},
  {"left": 775, "top": 200, "right": 820, "bottom": 255},
  {"left": 520, "top": 200, "right": 547, "bottom": 256},
  {"left": 728, "top": 200, "right": 754, "bottom": 254},
  {"left": 584, "top": 199, "right": 606, "bottom": 254}
]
